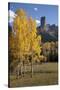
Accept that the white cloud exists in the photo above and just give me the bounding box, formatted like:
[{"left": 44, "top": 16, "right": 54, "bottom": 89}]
[
  {"left": 36, "top": 19, "right": 40, "bottom": 26},
  {"left": 34, "top": 7, "right": 38, "bottom": 11},
  {"left": 9, "top": 17, "right": 14, "bottom": 23},
  {"left": 8, "top": 10, "right": 16, "bottom": 23},
  {"left": 36, "top": 19, "right": 40, "bottom": 24},
  {"left": 8, "top": 10, "right": 16, "bottom": 18}
]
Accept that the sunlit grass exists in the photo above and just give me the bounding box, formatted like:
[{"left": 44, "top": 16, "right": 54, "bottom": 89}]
[{"left": 9, "top": 62, "right": 58, "bottom": 87}]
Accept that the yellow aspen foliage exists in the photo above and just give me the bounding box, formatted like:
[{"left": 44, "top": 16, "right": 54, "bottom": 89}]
[
  {"left": 12, "top": 9, "right": 41, "bottom": 61},
  {"left": 28, "top": 17, "right": 41, "bottom": 56},
  {"left": 9, "top": 31, "right": 16, "bottom": 57}
]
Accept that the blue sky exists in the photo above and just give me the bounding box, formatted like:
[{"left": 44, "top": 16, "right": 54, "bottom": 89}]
[{"left": 8, "top": 3, "right": 58, "bottom": 25}]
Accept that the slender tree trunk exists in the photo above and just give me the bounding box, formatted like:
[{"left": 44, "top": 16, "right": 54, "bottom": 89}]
[
  {"left": 31, "top": 56, "right": 33, "bottom": 78},
  {"left": 23, "top": 61, "right": 24, "bottom": 77},
  {"left": 20, "top": 61, "right": 22, "bottom": 77}
]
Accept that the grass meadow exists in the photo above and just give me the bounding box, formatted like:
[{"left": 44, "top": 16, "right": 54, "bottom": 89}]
[{"left": 9, "top": 62, "right": 58, "bottom": 87}]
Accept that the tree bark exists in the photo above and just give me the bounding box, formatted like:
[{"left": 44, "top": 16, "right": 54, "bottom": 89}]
[
  {"left": 23, "top": 61, "right": 24, "bottom": 77},
  {"left": 31, "top": 56, "right": 33, "bottom": 78},
  {"left": 20, "top": 61, "right": 22, "bottom": 77}
]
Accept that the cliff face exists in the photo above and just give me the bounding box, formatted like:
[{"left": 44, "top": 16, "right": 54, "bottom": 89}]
[{"left": 37, "top": 25, "right": 58, "bottom": 42}]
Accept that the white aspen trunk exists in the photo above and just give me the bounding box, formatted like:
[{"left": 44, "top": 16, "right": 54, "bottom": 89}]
[
  {"left": 31, "top": 55, "right": 33, "bottom": 78},
  {"left": 23, "top": 61, "right": 24, "bottom": 77},
  {"left": 20, "top": 61, "right": 22, "bottom": 77}
]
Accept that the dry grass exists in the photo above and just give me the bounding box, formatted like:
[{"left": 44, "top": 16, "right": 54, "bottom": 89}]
[{"left": 9, "top": 62, "right": 58, "bottom": 87}]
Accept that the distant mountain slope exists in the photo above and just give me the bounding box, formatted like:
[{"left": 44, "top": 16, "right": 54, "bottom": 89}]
[{"left": 39, "top": 31, "right": 58, "bottom": 42}]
